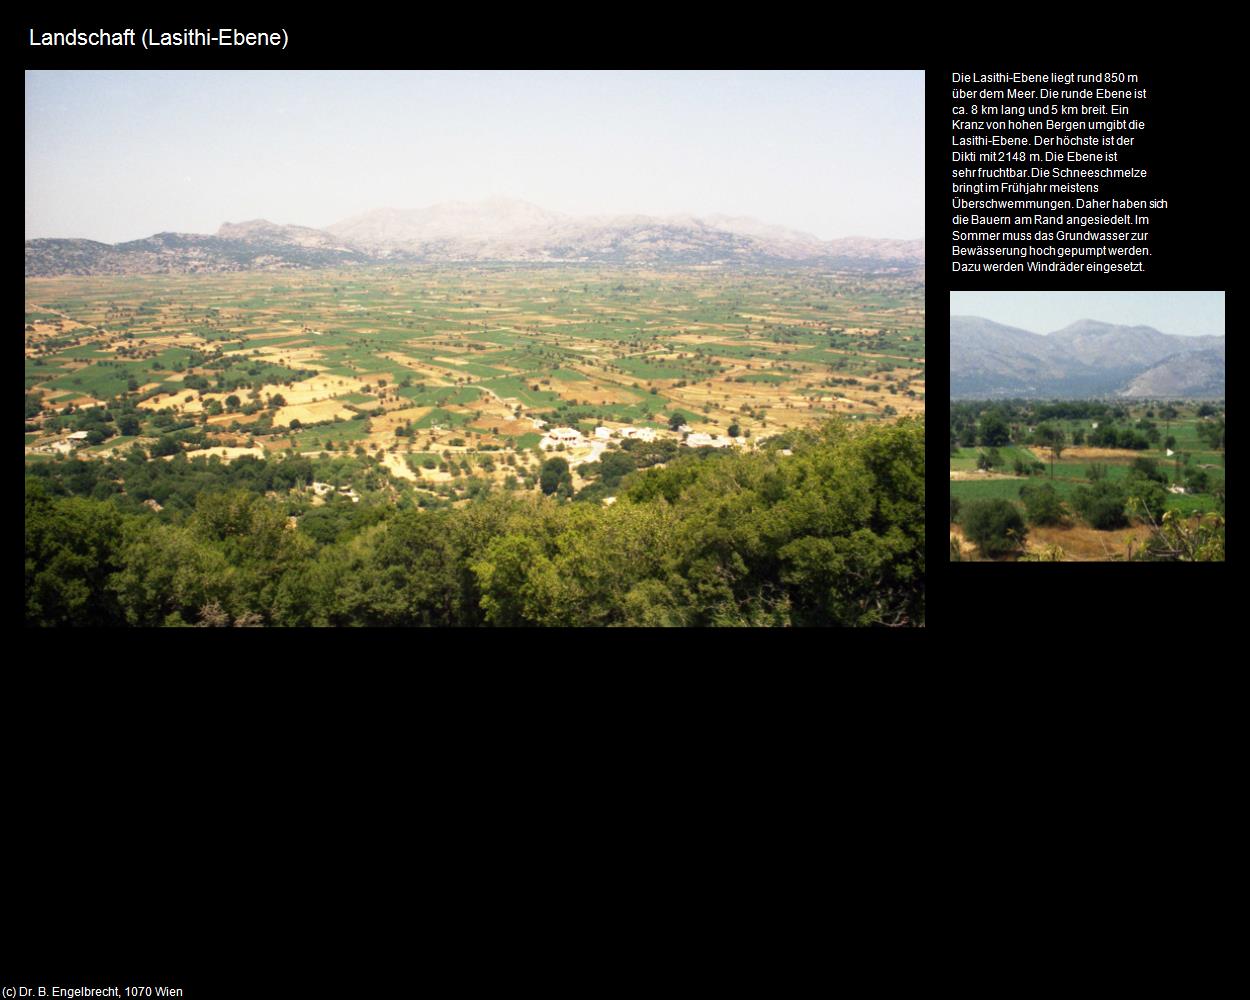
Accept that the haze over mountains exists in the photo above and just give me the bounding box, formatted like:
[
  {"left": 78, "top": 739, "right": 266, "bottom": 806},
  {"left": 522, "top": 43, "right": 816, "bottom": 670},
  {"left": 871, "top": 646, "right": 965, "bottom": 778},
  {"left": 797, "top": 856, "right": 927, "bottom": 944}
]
[
  {"left": 25, "top": 198, "right": 924, "bottom": 277},
  {"left": 950, "top": 316, "right": 1225, "bottom": 399}
]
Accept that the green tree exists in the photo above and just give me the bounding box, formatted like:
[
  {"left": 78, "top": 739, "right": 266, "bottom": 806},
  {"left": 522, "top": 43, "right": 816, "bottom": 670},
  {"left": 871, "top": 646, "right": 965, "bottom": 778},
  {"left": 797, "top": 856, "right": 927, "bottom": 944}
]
[
  {"left": 109, "top": 519, "right": 237, "bottom": 626},
  {"left": 1019, "top": 482, "right": 1065, "bottom": 525},
  {"left": 1034, "top": 425, "right": 1065, "bottom": 478},
  {"left": 25, "top": 483, "right": 126, "bottom": 626},
  {"left": 1126, "top": 480, "right": 1169, "bottom": 525},
  {"left": 978, "top": 411, "right": 1011, "bottom": 448},
  {"left": 1128, "top": 457, "right": 1167, "bottom": 485},
  {"left": 1196, "top": 416, "right": 1225, "bottom": 453},
  {"left": 959, "top": 498, "right": 1026, "bottom": 558},
  {"left": 540, "top": 457, "right": 571, "bottom": 496},
  {"left": 1072, "top": 480, "right": 1130, "bottom": 530},
  {"left": 151, "top": 434, "right": 180, "bottom": 458},
  {"left": 976, "top": 448, "right": 1002, "bottom": 472}
]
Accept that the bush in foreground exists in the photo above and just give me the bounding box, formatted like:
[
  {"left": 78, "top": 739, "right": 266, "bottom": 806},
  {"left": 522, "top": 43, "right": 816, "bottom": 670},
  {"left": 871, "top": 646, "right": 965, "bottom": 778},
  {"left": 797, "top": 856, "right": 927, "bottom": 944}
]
[
  {"left": 1072, "top": 480, "right": 1130, "bottom": 531},
  {"left": 961, "top": 498, "right": 1027, "bottom": 558},
  {"left": 1019, "top": 482, "right": 1066, "bottom": 526}
]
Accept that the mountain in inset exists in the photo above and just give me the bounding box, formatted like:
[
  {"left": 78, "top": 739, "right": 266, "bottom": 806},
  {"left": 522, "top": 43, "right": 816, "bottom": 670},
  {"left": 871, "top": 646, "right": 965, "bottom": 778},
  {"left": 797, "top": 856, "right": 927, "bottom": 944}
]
[
  {"left": 950, "top": 315, "right": 1224, "bottom": 399},
  {"left": 1119, "top": 347, "right": 1226, "bottom": 398}
]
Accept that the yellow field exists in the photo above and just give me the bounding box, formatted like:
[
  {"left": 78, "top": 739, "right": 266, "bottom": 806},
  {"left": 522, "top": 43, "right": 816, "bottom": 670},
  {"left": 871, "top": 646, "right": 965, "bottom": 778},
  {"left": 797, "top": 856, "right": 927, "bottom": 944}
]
[{"left": 25, "top": 267, "right": 924, "bottom": 481}]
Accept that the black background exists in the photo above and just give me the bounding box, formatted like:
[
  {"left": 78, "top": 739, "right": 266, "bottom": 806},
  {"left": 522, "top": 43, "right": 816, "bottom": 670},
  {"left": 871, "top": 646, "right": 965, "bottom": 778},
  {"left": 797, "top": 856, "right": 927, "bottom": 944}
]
[{"left": 19, "top": 14, "right": 1234, "bottom": 992}]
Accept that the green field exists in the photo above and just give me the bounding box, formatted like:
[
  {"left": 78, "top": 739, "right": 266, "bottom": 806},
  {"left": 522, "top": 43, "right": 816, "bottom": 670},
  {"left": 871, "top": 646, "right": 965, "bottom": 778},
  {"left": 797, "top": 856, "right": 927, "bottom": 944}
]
[
  {"left": 950, "top": 445, "right": 1040, "bottom": 472},
  {"left": 26, "top": 268, "right": 924, "bottom": 487},
  {"left": 951, "top": 400, "right": 1226, "bottom": 551}
]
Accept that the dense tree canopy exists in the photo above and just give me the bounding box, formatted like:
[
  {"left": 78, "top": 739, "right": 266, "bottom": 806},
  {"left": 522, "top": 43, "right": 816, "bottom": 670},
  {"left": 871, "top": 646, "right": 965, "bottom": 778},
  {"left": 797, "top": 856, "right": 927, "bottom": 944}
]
[
  {"left": 978, "top": 411, "right": 1011, "bottom": 448},
  {"left": 25, "top": 416, "right": 926, "bottom": 627}
]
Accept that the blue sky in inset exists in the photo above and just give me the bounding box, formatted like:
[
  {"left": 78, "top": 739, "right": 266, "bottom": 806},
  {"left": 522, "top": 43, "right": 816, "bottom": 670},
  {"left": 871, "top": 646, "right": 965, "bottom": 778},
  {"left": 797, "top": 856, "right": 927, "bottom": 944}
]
[
  {"left": 949, "top": 291, "right": 1225, "bottom": 338},
  {"left": 26, "top": 70, "right": 924, "bottom": 243}
]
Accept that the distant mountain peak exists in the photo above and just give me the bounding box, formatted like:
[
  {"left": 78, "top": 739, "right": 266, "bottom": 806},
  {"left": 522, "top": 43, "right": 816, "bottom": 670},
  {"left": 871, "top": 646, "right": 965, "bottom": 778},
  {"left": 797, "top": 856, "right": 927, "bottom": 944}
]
[
  {"left": 27, "top": 200, "right": 925, "bottom": 276},
  {"left": 951, "top": 315, "right": 1225, "bottom": 399}
]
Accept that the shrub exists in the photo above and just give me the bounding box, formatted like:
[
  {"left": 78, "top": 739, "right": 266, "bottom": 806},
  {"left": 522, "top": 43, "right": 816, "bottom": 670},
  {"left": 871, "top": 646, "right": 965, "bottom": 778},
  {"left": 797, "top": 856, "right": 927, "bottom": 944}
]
[
  {"left": 1126, "top": 480, "right": 1169, "bottom": 524},
  {"left": 976, "top": 448, "right": 1002, "bottom": 472},
  {"left": 961, "top": 498, "right": 1027, "bottom": 558},
  {"left": 1072, "top": 480, "right": 1129, "bottom": 530},
  {"left": 1019, "top": 482, "right": 1065, "bottom": 525},
  {"left": 1128, "top": 457, "right": 1167, "bottom": 485}
]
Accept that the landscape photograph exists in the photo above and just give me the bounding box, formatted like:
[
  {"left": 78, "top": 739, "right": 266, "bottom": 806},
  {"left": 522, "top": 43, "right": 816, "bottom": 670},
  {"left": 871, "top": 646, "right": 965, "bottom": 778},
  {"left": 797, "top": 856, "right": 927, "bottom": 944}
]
[
  {"left": 25, "top": 70, "right": 926, "bottom": 627},
  {"left": 949, "top": 291, "right": 1224, "bottom": 561}
]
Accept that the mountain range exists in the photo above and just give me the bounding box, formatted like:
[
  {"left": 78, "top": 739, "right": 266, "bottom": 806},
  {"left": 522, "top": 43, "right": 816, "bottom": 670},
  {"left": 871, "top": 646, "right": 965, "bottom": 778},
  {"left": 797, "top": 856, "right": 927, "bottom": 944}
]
[
  {"left": 950, "top": 316, "right": 1225, "bottom": 399},
  {"left": 25, "top": 198, "right": 924, "bottom": 276}
]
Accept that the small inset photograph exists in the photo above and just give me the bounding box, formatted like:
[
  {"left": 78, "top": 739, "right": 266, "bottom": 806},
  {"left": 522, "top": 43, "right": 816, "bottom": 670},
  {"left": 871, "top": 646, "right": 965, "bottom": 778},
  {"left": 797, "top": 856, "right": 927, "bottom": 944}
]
[{"left": 949, "top": 290, "right": 1224, "bottom": 562}]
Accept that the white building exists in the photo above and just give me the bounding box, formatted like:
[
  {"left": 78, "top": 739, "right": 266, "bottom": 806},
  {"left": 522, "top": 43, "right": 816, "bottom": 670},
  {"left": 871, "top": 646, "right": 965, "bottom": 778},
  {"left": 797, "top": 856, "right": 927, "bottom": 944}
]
[
  {"left": 684, "top": 432, "right": 733, "bottom": 449},
  {"left": 48, "top": 431, "right": 91, "bottom": 455},
  {"left": 539, "top": 427, "right": 584, "bottom": 451},
  {"left": 618, "top": 426, "right": 656, "bottom": 442},
  {"left": 594, "top": 426, "right": 613, "bottom": 440}
]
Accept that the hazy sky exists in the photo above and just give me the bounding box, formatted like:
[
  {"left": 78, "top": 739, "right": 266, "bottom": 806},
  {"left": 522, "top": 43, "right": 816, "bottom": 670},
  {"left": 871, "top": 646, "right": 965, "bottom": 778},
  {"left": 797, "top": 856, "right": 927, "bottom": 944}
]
[
  {"left": 25, "top": 70, "right": 924, "bottom": 244},
  {"left": 949, "top": 291, "right": 1225, "bottom": 338}
]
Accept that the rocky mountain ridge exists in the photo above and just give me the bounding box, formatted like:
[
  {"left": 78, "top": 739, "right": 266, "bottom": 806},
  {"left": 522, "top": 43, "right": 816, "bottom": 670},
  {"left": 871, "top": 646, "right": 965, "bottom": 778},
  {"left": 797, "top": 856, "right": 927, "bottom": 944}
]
[
  {"left": 950, "top": 315, "right": 1225, "bottom": 399},
  {"left": 26, "top": 198, "right": 924, "bottom": 276}
]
